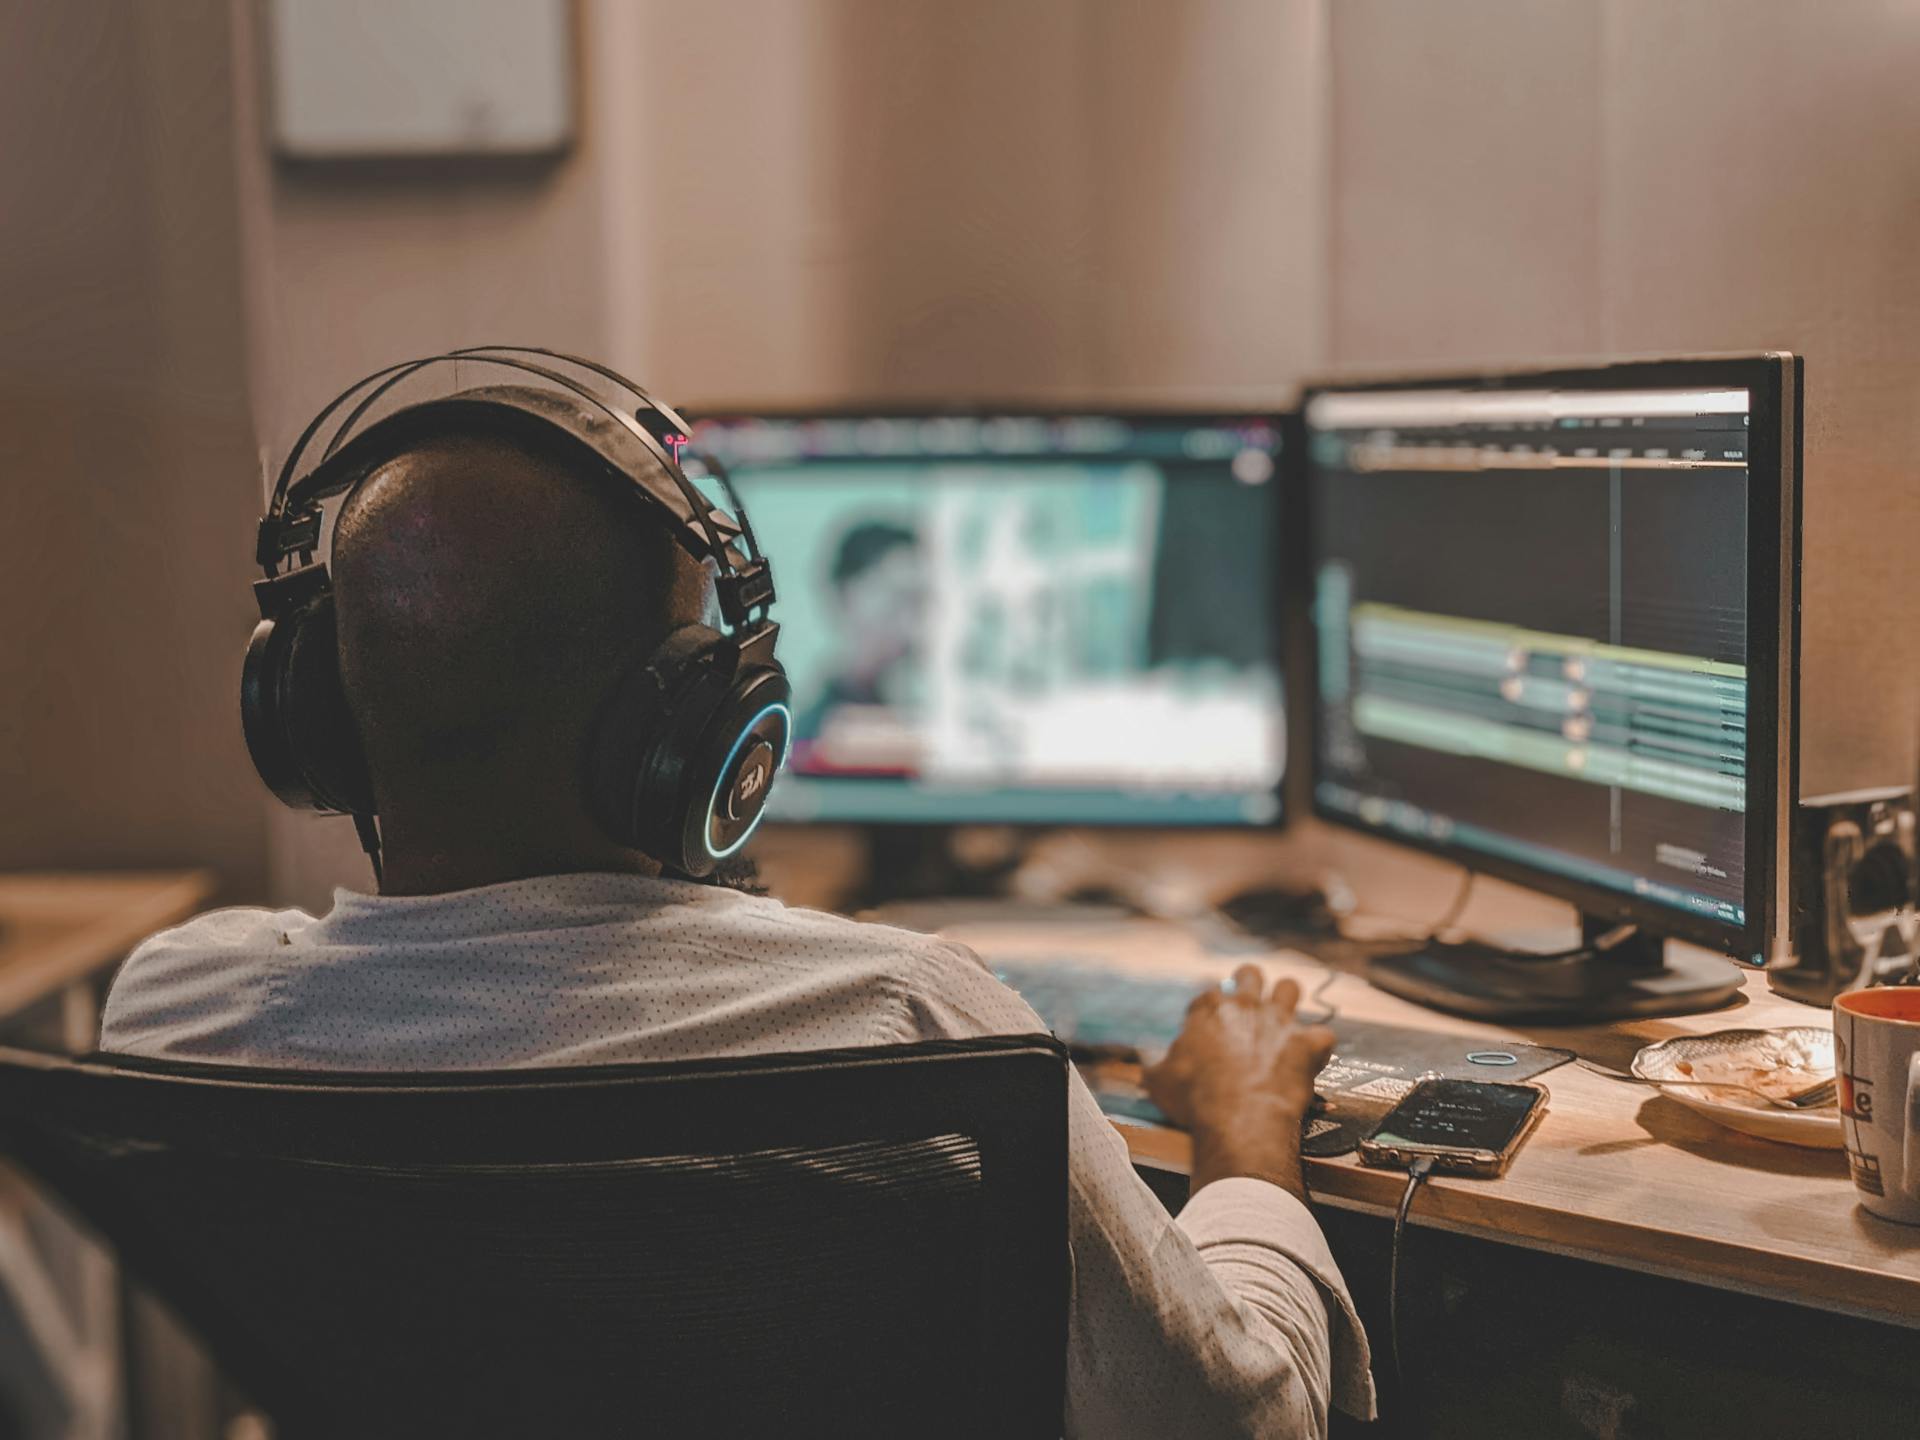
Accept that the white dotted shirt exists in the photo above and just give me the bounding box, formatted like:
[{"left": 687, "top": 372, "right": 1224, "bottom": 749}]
[{"left": 101, "top": 872, "right": 1375, "bottom": 1435}]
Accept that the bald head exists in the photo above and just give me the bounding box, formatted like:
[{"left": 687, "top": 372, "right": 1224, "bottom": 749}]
[{"left": 331, "top": 427, "right": 706, "bottom": 842}]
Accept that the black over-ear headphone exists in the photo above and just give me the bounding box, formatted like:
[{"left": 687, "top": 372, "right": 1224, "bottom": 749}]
[{"left": 241, "top": 345, "right": 790, "bottom": 880}]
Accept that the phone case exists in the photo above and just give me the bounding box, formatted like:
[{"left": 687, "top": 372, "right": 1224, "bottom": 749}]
[{"left": 1356, "top": 1083, "right": 1548, "bottom": 1177}]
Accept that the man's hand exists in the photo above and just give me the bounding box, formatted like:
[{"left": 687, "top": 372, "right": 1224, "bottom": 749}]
[{"left": 1143, "top": 965, "right": 1337, "bottom": 1199}]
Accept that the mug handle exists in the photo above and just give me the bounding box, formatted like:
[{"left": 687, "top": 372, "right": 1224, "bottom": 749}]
[{"left": 1906, "top": 1054, "right": 1920, "bottom": 1199}]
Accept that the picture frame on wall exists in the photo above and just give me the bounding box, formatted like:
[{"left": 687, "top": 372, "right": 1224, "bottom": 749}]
[{"left": 264, "top": 0, "right": 574, "bottom": 162}]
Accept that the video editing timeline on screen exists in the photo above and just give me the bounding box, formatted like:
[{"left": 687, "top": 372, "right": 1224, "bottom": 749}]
[
  {"left": 691, "top": 413, "right": 1285, "bottom": 827},
  {"left": 1310, "top": 384, "right": 1753, "bottom": 926}
]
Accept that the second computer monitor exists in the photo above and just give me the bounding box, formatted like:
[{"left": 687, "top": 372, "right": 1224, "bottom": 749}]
[
  {"left": 690, "top": 410, "right": 1288, "bottom": 827},
  {"left": 1305, "top": 356, "right": 1799, "bottom": 966}
]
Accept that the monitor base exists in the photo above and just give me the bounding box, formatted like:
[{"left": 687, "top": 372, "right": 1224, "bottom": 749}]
[
  {"left": 1367, "top": 917, "right": 1745, "bottom": 1024},
  {"left": 856, "top": 826, "right": 1022, "bottom": 908}
]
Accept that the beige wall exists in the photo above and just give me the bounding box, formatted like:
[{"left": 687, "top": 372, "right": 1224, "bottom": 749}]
[
  {"left": 11, "top": 1, "right": 1913, "bottom": 917},
  {"left": 265, "top": 0, "right": 1332, "bottom": 907},
  {"left": 1327, "top": 0, "right": 1920, "bottom": 799},
  {"left": 0, "top": 0, "right": 1333, "bottom": 910},
  {"left": 0, "top": 0, "right": 269, "bottom": 898},
  {"left": 619, "top": 0, "right": 1327, "bottom": 407}
]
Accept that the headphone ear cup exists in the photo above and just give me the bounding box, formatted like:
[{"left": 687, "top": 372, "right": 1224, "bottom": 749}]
[
  {"left": 684, "top": 668, "right": 791, "bottom": 870},
  {"left": 588, "top": 626, "right": 730, "bottom": 861},
  {"left": 588, "top": 625, "right": 790, "bottom": 874},
  {"left": 240, "top": 588, "right": 375, "bottom": 815},
  {"left": 242, "top": 612, "right": 317, "bottom": 810},
  {"left": 286, "top": 594, "right": 377, "bottom": 814}
]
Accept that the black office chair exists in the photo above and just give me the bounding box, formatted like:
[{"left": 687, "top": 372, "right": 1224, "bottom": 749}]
[{"left": 0, "top": 1034, "right": 1069, "bottom": 1439}]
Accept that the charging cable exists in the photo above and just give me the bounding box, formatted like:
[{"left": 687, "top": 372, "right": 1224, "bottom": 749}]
[
  {"left": 353, "top": 813, "right": 384, "bottom": 887},
  {"left": 1389, "top": 1155, "right": 1436, "bottom": 1430}
]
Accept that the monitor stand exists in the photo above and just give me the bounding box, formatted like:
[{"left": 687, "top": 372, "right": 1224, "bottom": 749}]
[
  {"left": 1366, "top": 913, "right": 1745, "bottom": 1023},
  {"left": 856, "top": 826, "right": 1020, "bottom": 908}
]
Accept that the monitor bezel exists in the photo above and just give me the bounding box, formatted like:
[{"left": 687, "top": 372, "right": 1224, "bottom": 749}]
[
  {"left": 1297, "top": 354, "right": 1800, "bottom": 965},
  {"left": 687, "top": 401, "right": 1295, "bottom": 833}
]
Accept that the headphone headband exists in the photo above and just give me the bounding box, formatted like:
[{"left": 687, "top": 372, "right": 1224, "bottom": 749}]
[
  {"left": 268, "top": 346, "right": 686, "bottom": 522},
  {"left": 258, "top": 347, "right": 776, "bottom": 630}
]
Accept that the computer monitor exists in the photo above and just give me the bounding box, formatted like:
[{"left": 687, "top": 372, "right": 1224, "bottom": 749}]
[
  {"left": 688, "top": 409, "right": 1288, "bottom": 829},
  {"left": 1303, "top": 355, "right": 1801, "bottom": 1020}
]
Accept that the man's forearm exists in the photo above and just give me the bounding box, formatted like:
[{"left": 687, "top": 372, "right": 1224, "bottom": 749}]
[{"left": 1188, "top": 1096, "right": 1308, "bottom": 1200}]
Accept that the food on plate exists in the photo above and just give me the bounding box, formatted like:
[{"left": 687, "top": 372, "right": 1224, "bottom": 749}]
[
  {"left": 1667, "top": 1031, "right": 1832, "bottom": 1106},
  {"left": 1631, "top": 1028, "right": 1842, "bottom": 1146}
]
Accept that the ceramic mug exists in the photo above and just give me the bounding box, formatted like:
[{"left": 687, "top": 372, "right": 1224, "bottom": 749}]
[{"left": 1834, "top": 988, "right": 1920, "bottom": 1224}]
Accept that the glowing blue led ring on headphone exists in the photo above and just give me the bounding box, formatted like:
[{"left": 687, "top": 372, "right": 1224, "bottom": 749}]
[{"left": 705, "top": 701, "right": 793, "bottom": 861}]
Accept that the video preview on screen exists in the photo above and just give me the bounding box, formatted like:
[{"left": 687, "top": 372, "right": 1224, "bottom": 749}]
[
  {"left": 691, "top": 413, "right": 1286, "bottom": 826},
  {"left": 1307, "top": 384, "right": 1751, "bottom": 927}
]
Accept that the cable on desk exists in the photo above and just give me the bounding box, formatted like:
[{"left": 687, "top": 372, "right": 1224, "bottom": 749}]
[
  {"left": 1335, "top": 867, "right": 1478, "bottom": 946},
  {"left": 1299, "top": 966, "right": 1343, "bottom": 1026},
  {"left": 1422, "top": 869, "right": 1477, "bottom": 941},
  {"left": 1499, "top": 921, "right": 1642, "bottom": 966},
  {"left": 1389, "top": 1156, "right": 1436, "bottom": 1432},
  {"left": 1299, "top": 868, "right": 1477, "bottom": 1026}
]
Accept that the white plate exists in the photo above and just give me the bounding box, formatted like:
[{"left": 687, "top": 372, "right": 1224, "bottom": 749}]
[{"left": 1631, "top": 1027, "right": 1842, "bottom": 1150}]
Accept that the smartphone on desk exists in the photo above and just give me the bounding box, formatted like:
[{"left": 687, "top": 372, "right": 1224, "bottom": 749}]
[{"left": 1358, "top": 1077, "right": 1547, "bottom": 1178}]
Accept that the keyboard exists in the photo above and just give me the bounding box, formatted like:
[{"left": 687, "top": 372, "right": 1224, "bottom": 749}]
[
  {"left": 989, "top": 957, "right": 1214, "bottom": 1059},
  {"left": 871, "top": 898, "right": 1139, "bottom": 932}
]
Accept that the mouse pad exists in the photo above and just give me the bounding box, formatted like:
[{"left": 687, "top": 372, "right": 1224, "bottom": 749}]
[{"left": 1089, "top": 1018, "right": 1572, "bottom": 1158}]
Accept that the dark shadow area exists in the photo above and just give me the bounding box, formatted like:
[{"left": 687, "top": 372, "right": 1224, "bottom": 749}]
[
  {"left": 1627, "top": 1095, "right": 1847, "bottom": 1178},
  {"left": 1315, "top": 1206, "right": 1920, "bottom": 1439}
]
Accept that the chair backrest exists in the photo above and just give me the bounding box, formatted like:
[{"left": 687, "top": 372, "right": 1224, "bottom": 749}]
[{"left": 0, "top": 1035, "right": 1069, "bottom": 1439}]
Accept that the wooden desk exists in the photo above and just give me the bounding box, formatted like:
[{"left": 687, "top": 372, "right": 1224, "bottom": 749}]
[
  {"left": 942, "top": 913, "right": 1920, "bottom": 1332},
  {"left": 0, "top": 871, "right": 214, "bottom": 1440},
  {"left": 0, "top": 871, "right": 214, "bottom": 1023}
]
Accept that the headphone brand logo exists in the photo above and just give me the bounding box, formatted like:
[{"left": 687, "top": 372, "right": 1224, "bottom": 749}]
[
  {"left": 665, "top": 432, "right": 690, "bottom": 466},
  {"left": 737, "top": 759, "right": 768, "bottom": 800}
]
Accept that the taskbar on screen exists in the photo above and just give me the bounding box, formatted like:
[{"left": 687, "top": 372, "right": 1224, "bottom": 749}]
[
  {"left": 1314, "top": 781, "right": 1743, "bottom": 928},
  {"left": 769, "top": 776, "right": 1282, "bottom": 828}
]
